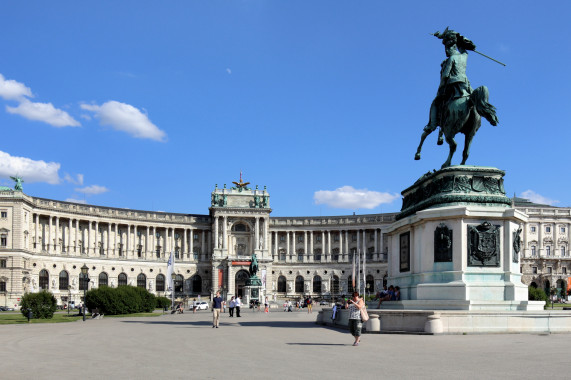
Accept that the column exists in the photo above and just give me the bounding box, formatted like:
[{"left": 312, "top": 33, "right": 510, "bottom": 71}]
[
  {"left": 223, "top": 216, "right": 228, "bottom": 249},
  {"left": 75, "top": 220, "right": 79, "bottom": 254},
  {"left": 345, "top": 231, "right": 349, "bottom": 261},
  {"left": 146, "top": 226, "right": 150, "bottom": 259},
  {"left": 380, "top": 228, "right": 384, "bottom": 257},
  {"left": 321, "top": 231, "right": 325, "bottom": 261},
  {"left": 356, "top": 229, "right": 360, "bottom": 255},
  {"left": 263, "top": 218, "right": 268, "bottom": 251},
  {"left": 255, "top": 217, "right": 260, "bottom": 251},
  {"left": 34, "top": 214, "right": 39, "bottom": 252},
  {"left": 304, "top": 231, "right": 308, "bottom": 263},
  {"left": 189, "top": 228, "right": 194, "bottom": 260},
  {"left": 107, "top": 224, "right": 112, "bottom": 256},
  {"left": 327, "top": 230, "right": 331, "bottom": 261},
  {"left": 273, "top": 231, "right": 278, "bottom": 258},
  {"left": 374, "top": 229, "right": 379, "bottom": 260},
  {"left": 286, "top": 231, "right": 290, "bottom": 260},
  {"left": 362, "top": 230, "right": 366, "bottom": 255},
  {"left": 309, "top": 231, "right": 313, "bottom": 262},
  {"left": 95, "top": 221, "right": 99, "bottom": 255},
  {"left": 538, "top": 222, "right": 543, "bottom": 255},
  {"left": 339, "top": 230, "right": 343, "bottom": 260},
  {"left": 152, "top": 226, "right": 157, "bottom": 258},
  {"left": 134, "top": 225, "right": 138, "bottom": 257},
  {"left": 214, "top": 217, "right": 219, "bottom": 248},
  {"left": 116, "top": 224, "right": 120, "bottom": 257},
  {"left": 54, "top": 217, "right": 59, "bottom": 253},
  {"left": 182, "top": 228, "right": 186, "bottom": 259},
  {"left": 47, "top": 216, "right": 52, "bottom": 252},
  {"left": 68, "top": 219, "right": 72, "bottom": 254},
  {"left": 291, "top": 231, "right": 296, "bottom": 261}
]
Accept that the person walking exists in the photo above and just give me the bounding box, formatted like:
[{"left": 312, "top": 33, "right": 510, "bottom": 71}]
[
  {"left": 212, "top": 291, "right": 223, "bottom": 328},
  {"left": 228, "top": 296, "right": 235, "bottom": 317},
  {"left": 192, "top": 298, "right": 197, "bottom": 313},
  {"left": 307, "top": 296, "right": 313, "bottom": 313},
  {"left": 235, "top": 296, "right": 242, "bottom": 317},
  {"left": 264, "top": 296, "right": 269, "bottom": 313},
  {"left": 346, "top": 291, "right": 365, "bottom": 346}
]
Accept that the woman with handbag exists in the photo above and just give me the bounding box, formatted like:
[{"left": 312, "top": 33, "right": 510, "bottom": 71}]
[{"left": 346, "top": 291, "right": 366, "bottom": 346}]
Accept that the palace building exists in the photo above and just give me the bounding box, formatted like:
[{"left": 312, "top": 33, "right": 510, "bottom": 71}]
[{"left": 0, "top": 179, "right": 568, "bottom": 308}]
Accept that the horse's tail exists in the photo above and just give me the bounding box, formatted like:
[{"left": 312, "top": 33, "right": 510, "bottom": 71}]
[{"left": 470, "top": 86, "right": 499, "bottom": 126}]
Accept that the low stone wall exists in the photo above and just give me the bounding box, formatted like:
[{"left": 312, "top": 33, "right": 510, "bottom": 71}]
[{"left": 317, "top": 308, "right": 571, "bottom": 334}]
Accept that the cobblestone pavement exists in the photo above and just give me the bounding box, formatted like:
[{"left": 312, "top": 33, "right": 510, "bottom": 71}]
[{"left": 2, "top": 307, "right": 569, "bottom": 379}]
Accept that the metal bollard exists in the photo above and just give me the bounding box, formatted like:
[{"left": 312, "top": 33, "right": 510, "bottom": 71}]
[{"left": 27, "top": 310, "right": 33, "bottom": 323}]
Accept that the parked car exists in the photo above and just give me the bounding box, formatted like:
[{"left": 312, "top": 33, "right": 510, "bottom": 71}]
[
  {"left": 193, "top": 301, "right": 209, "bottom": 310},
  {"left": 0, "top": 306, "right": 14, "bottom": 311},
  {"left": 319, "top": 300, "right": 330, "bottom": 305}
]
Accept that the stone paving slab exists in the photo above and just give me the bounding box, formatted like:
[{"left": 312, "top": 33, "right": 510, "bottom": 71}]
[{"left": 1, "top": 307, "right": 569, "bottom": 379}]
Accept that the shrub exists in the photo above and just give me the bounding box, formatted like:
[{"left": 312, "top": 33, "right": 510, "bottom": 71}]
[
  {"left": 20, "top": 291, "right": 58, "bottom": 319},
  {"left": 155, "top": 296, "right": 171, "bottom": 309},
  {"left": 85, "top": 285, "right": 157, "bottom": 315},
  {"left": 528, "top": 286, "right": 549, "bottom": 303}
]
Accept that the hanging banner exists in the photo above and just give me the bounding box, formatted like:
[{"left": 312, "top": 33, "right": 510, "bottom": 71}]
[
  {"left": 218, "top": 269, "right": 223, "bottom": 288},
  {"left": 261, "top": 269, "right": 267, "bottom": 287}
]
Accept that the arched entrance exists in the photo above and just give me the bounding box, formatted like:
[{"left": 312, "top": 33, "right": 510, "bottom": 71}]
[{"left": 235, "top": 270, "right": 249, "bottom": 297}]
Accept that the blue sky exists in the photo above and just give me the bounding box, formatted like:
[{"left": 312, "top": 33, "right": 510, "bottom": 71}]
[{"left": 0, "top": 1, "right": 569, "bottom": 216}]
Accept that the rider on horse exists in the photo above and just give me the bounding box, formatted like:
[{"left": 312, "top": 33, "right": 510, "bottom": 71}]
[{"left": 420, "top": 28, "right": 476, "bottom": 149}]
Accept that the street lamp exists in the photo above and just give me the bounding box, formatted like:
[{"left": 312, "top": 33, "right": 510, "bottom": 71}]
[
  {"left": 171, "top": 273, "right": 176, "bottom": 310},
  {"left": 366, "top": 283, "right": 370, "bottom": 301},
  {"left": 68, "top": 285, "right": 72, "bottom": 316},
  {"left": 81, "top": 264, "right": 89, "bottom": 322}
]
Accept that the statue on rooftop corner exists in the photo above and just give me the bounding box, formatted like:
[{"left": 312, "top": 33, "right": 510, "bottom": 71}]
[
  {"left": 414, "top": 27, "right": 500, "bottom": 169},
  {"left": 10, "top": 176, "right": 23, "bottom": 191}
]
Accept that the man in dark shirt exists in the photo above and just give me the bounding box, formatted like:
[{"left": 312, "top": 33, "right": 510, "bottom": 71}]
[{"left": 212, "top": 291, "right": 223, "bottom": 328}]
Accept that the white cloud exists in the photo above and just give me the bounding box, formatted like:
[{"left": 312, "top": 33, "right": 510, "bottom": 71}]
[
  {"left": 0, "top": 150, "right": 60, "bottom": 184},
  {"left": 65, "top": 198, "right": 87, "bottom": 204},
  {"left": 314, "top": 186, "right": 400, "bottom": 210},
  {"left": 81, "top": 101, "right": 166, "bottom": 142},
  {"left": 64, "top": 173, "right": 84, "bottom": 185},
  {"left": 0, "top": 73, "right": 32, "bottom": 101},
  {"left": 520, "top": 190, "right": 559, "bottom": 206},
  {"left": 75, "top": 185, "right": 109, "bottom": 195},
  {"left": 6, "top": 99, "right": 80, "bottom": 127}
]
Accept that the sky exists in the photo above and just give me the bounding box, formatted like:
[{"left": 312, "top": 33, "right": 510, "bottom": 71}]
[{"left": 0, "top": 1, "right": 569, "bottom": 216}]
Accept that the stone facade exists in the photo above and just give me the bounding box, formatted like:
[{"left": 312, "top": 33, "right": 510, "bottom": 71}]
[
  {"left": 0, "top": 184, "right": 394, "bottom": 308},
  {"left": 0, "top": 186, "right": 567, "bottom": 309}
]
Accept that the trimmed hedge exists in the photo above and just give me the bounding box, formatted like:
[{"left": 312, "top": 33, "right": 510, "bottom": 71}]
[
  {"left": 20, "top": 291, "right": 58, "bottom": 319},
  {"left": 85, "top": 286, "right": 157, "bottom": 315},
  {"left": 155, "top": 296, "right": 171, "bottom": 309},
  {"left": 528, "top": 286, "right": 549, "bottom": 303}
]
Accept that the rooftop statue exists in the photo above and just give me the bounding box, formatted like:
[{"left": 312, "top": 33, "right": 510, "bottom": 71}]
[
  {"left": 415, "top": 28, "right": 500, "bottom": 168},
  {"left": 11, "top": 176, "right": 23, "bottom": 191}
]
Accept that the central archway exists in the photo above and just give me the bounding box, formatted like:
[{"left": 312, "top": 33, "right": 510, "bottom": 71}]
[{"left": 235, "top": 269, "right": 250, "bottom": 297}]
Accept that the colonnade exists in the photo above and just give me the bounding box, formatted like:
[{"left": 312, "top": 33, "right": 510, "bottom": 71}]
[{"left": 31, "top": 213, "right": 211, "bottom": 261}]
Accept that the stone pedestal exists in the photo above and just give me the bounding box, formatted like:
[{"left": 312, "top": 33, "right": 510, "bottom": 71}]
[
  {"left": 385, "top": 166, "right": 543, "bottom": 311},
  {"left": 244, "top": 276, "right": 262, "bottom": 306}
]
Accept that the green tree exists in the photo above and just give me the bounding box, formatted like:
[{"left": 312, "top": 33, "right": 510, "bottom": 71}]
[
  {"left": 20, "top": 291, "right": 58, "bottom": 319},
  {"left": 528, "top": 286, "right": 549, "bottom": 303}
]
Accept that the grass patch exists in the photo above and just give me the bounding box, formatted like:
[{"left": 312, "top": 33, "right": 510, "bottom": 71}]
[
  {"left": 104, "top": 311, "right": 163, "bottom": 318},
  {"left": 0, "top": 312, "right": 83, "bottom": 324}
]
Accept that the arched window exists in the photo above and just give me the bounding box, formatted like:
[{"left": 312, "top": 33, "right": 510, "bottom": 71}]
[
  {"left": 39, "top": 269, "right": 49, "bottom": 290},
  {"left": 278, "top": 276, "right": 287, "bottom": 292},
  {"left": 530, "top": 282, "right": 538, "bottom": 288},
  {"left": 331, "top": 275, "right": 340, "bottom": 294},
  {"left": 313, "top": 276, "right": 322, "bottom": 293},
  {"left": 175, "top": 274, "right": 184, "bottom": 292},
  {"left": 295, "top": 276, "right": 304, "bottom": 293},
  {"left": 118, "top": 273, "right": 128, "bottom": 286},
  {"left": 347, "top": 275, "right": 354, "bottom": 294},
  {"left": 137, "top": 273, "right": 146, "bottom": 288},
  {"left": 59, "top": 271, "right": 69, "bottom": 290},
  {"left": 79, "top": 271, "right": 89, "bottom": 291},
  {"left": 366, "top": 275, "right": 375, "bottom": 294},
  {"left": 192, "top": 274, "right": 202, "bottom": 293},
  {"left": 99, "top": 272, "right": 108, "bottom": 287},
  {"left": 156, "top": 274, "right": 165, "bottom": 292}
]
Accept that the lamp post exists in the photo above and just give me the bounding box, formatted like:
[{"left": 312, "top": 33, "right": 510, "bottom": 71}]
[
  {"left": 171, "top": 273, "right": 176, "bottom": 310},
  {"left": 81, "top": 264, "right": 89, "bottom": 322},
  {"left": 68, "top": 285, "right": 72, "bottom": 316},
  {"left": 366, "top": 283, "right": 370, "bottom": 302}
]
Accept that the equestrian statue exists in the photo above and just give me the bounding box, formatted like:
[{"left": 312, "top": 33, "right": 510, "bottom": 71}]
[{"left": 415, "top": 28, "right": 500, "bottom": 168}]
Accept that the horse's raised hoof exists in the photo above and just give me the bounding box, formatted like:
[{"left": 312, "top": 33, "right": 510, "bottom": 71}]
[
  {"left": 437, "top": 136, "right": 444, "bottom": 145},
  {"left": 414, "top": 153, "right": 421, "bottom": 160}
]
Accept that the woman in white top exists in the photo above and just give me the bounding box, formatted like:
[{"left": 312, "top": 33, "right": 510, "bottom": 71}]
[{"left": 345, "top": 291, "right": 365, "bottom": 346}]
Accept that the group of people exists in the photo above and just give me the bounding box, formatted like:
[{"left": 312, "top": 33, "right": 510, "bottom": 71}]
[{"left": 376, "top": 285, "right": 401, "bottom": 308}]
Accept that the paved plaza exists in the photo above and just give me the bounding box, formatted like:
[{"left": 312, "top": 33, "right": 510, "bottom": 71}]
[{"left": 2, "top": 306, "right": 569, "bottom": 379}]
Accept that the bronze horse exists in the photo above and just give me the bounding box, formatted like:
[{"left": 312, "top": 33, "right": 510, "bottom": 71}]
[{"left": 415, "top": 85, "right": 498, "bottom": 168}]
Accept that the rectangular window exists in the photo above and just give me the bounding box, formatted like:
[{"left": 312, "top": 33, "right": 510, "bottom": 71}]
[
  {"left": 547, "top": 267, "right": 552, "bottom": 274},
  {"left": 530, "top": 226, "right": 536, "bottom": 233},
  {"left": 546, "top": 246, "right": 551, "bottom": 256},
  {"left": 297, "top": 236, "right": 303, "bottom": 243},
  {"left": 193, "top": 234, "right": 199, "bottom": 241},
  {"left": 563, "top": 267, "right": 568, "bottom": 275},
  {"left": 297, "top": 254, "right": 303, "bottom": 262},
  {"left": 333, "top": 235, "right": 339, "bottom": 242},
  {"left": 279, "top": 235, "right": 285, "bottom": 242},
  {"left": 351, "top": 234, "right": 357, "bottom": 242},
  {"left": 561, "top": 227, "right": 566, "bottom": 234},
  {"left": 370, "top": 234, "right": 374, "bottom": 241},
  {"left": 315, "top": 235, "right": 322, "bottom": 242},
  {"left": 0, "top": 259, "right": 6, "bottom": 268},
  {"left": 532, "top": 266, "right": 537, "bottom": 274},
  {"left": 546, "top": 226, "right": 551, "bottom": 233},
  {"left": 0, "top": 211, "right": 7, "bottom": 218},
  {"left": 0, "top": 237, "right": 6, "bottom": 247},
  {"left": 0, "top": 281, "right": 6, "bottom": 292},
  {"left": 279, "top": 253, "right": 286, "bottom": 261},
  {"left": 531, "top": 246, "right": 536, "bottom": 257},
  {"left": 562, "top": 247, "right": 566, "bottom": 257}
]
